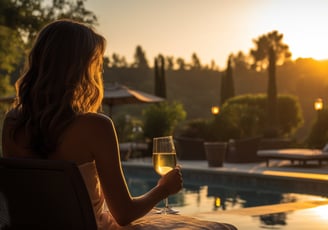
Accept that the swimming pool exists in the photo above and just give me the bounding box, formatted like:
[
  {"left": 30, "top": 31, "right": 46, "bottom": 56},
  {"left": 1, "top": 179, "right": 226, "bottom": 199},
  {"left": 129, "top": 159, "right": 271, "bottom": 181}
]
[{"left": 123, "top": 163, "right": 328, "bottom": 229}]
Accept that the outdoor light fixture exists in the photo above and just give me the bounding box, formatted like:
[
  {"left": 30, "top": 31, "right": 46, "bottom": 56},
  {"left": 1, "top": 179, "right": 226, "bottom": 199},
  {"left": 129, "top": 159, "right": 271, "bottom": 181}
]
[
  {"left": 214, "top": 197, "right": 221, "bottom": 208},
  {"left": 314, "top": 98, "right": 323, "bottom": 111},
  {"left": 211, "top": 106, "right": 220, "bottom": 115}
]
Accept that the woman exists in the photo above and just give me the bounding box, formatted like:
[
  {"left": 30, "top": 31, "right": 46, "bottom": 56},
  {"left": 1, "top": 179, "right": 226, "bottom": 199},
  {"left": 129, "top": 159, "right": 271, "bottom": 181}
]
[{"left": 1, "top": 19, "right": 183, "bottom": 228}]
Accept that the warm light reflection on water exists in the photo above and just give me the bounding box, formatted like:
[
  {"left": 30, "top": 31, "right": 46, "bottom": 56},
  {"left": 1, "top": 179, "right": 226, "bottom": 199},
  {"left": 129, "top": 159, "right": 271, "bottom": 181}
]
[
  {"left": 262, "top": 170, "right": 328, "bottom": 180},
  {"left": 174, "top": 186, "right": 246, "bottom": 214},
  {"left": 312, "top": 204, "right": 328, "bottom": 220}
]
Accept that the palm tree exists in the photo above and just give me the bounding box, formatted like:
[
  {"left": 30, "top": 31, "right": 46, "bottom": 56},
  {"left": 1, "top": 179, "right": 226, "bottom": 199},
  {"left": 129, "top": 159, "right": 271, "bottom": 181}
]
[{"left": 250, "top": 30, "right": 291, "bottom": 137}]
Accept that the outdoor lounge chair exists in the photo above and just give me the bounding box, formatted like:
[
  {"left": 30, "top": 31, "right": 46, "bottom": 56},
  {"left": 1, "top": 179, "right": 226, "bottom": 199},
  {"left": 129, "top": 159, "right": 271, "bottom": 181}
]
[
  {"left": 0, "top": 157, "right": 97, "bottom": 230},
  {"left": 258, "top": 138, "right": 291, "bottom": 150},
  {"left": 257, "top": 148, "right": 328, "bottom": 167}
]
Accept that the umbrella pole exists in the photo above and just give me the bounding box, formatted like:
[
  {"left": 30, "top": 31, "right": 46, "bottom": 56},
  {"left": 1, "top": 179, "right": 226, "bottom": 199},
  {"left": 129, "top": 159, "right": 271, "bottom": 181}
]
[
  {"left": 102, "top": 102, "right": 113, "bottom": 117},
  {"left": 108, "top": 104, "right": 112, "bottom": 117}
]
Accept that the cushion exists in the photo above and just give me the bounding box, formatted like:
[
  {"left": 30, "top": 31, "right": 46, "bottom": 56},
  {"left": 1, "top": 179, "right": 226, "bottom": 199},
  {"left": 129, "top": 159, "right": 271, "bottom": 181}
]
[
  {"left": 257, "top": 149, "right": 328, "bottom": 159},
  {"left": 322, "top": 143, "right": 328, "bottom": 152}
]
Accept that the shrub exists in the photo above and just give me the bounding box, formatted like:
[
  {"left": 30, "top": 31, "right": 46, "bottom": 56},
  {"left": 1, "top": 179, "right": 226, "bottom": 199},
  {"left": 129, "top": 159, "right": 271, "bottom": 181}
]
[
  {"left": 174, "top": 94, "right": 303, "bottom": 142},
  {"left": 306, "top": 109, "right": 328, "bottom": 148},
  {"left": 223, "top": 94, "right": 303, "bottom": 138},
  {"left": 143, "top": 101, "right": 186, "bottom": 140},
  {"left": 113, "top": 114, "right": 144, "bottom": 142},
  {"left": 173, "top": 118, "right": 208, "bottom": 139},
  {"left": 173, "top": 116, "right": 240, "bottom": 142}
]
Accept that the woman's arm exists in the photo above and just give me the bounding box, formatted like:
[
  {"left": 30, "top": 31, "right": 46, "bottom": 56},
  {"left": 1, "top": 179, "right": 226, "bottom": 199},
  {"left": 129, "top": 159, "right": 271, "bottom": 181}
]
[{"left": 84, "top": 113, "right": 182, "bottom": 226}]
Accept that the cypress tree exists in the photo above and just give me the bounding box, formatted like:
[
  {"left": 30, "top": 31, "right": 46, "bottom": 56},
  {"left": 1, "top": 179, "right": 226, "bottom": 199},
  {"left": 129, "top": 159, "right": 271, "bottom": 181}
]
[
  {"left": 154, "top": 57, "right": 160, "bottom": 96},
  {"left": 220, "top": 56, "right": 235, "bottom": 105},
  {"left": 154, "top": 55, "right": 166, "bottom": 98},
  {"left": 220, "top": 73, "right": 226, "bottom": 106}
]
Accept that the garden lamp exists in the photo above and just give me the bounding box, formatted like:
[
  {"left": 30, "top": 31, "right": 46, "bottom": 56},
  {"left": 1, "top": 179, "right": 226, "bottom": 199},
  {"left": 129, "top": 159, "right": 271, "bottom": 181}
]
[
  {"left": 314, "top": 98, "right": 323, "bottom": 111},
  {"left": 211, "top": 106, "right": 220, "bottom": 115}
]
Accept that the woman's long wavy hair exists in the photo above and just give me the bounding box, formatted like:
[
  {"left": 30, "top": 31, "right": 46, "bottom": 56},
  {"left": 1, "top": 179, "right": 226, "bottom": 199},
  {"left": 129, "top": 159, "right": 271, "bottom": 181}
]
[{"left": 12, "top": 19, "right": 106, "bottom": 158}]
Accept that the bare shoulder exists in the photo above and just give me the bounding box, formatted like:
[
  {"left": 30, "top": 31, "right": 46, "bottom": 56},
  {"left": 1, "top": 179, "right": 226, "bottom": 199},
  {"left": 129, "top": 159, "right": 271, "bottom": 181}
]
[
  {"left": 74, "top": 112, "right": 115, "bottom": 134},
  {"left": 72, "top": 113, "right": 119, "bottom": 161},
  {"left": 77, "top": 112, "right": 113, "bottom": 125}
]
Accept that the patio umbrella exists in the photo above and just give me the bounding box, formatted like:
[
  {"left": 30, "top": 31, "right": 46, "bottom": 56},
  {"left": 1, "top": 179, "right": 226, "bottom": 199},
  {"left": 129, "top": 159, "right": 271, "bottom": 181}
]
[
  {"left": 0, "top": 83, "right": 165, "bottom": 112},
  {"left": 103, "top": 83, "right": 165, "bottom": 113},
  {"left": 0, "top": 96, "right": 14, "bottom": 103}
]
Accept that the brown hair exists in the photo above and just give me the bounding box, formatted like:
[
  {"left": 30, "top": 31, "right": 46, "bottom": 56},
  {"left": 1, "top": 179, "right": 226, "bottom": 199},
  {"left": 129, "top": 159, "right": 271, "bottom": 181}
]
[{"left": 12, "top": 19, "right": 106, "bottom": 158}]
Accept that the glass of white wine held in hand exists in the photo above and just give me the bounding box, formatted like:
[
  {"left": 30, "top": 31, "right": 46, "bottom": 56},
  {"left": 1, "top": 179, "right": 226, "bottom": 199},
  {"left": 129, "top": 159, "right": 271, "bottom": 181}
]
[{"left": 152, "top": 136, "right": 179, "bottom": 214}]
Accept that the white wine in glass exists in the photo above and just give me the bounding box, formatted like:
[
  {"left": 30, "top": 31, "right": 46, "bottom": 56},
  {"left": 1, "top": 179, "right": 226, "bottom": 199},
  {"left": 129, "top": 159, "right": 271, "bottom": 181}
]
[
  {"left": 153, "top": 152, "right": 176, "bottom": 176},
  {"left": 152, "top": 136, "right": 179, "bottom": 214}
]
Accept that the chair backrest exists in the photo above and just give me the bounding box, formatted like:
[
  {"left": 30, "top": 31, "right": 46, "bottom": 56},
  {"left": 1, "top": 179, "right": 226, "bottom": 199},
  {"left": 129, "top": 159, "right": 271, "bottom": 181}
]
[{"left": 0, "top": 158, "right": 97, "bottom": 230}]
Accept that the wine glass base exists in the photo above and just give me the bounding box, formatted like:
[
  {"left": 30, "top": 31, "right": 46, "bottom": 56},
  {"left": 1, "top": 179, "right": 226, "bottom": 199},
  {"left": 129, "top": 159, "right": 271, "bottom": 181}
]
[{"left": 155, "top": 207, "right": 179, "bottom": 215}]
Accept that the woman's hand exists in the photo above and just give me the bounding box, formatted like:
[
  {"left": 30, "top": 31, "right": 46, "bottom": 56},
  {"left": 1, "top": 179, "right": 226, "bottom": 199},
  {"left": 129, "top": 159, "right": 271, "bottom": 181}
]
[{"left": 157, "top": 165, "right": 183, "bottom": 197}]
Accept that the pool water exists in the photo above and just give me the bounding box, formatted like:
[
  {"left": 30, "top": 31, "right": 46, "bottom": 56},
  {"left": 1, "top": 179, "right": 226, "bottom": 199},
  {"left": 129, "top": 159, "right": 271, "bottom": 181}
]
[{"left": 125, "top": 173, "right": 328, "bottom": 229}]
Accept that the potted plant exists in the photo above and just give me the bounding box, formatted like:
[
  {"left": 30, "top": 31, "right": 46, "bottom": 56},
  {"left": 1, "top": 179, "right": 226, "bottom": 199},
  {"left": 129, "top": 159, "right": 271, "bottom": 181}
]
[
  {"left": 173, "top": 116, "right": 236, "bottom": 167},
  {"left": 203, "top": 118, "right": 228, "bottom": 167},
  {"left": 203, "top": 142, "right": 227, "bottom": 167}
]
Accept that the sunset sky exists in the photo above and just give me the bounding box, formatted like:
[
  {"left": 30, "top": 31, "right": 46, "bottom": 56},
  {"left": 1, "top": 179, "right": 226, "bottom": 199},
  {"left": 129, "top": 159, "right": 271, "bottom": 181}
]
[{"left": 85, "top": 0, "right": 328, "bottom": 69}]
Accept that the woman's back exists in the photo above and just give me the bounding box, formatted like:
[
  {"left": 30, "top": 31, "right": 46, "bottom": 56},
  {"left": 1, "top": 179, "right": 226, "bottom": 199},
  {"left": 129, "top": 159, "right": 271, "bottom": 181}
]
[{"left": 3, "top": 112, "right": 102, "bottom": 165}]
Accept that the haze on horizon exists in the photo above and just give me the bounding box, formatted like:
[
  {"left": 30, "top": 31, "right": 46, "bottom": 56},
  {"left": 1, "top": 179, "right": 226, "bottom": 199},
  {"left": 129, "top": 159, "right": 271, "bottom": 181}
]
[{"left": 86, "top": 0, "right": 328, "bottom": 69}]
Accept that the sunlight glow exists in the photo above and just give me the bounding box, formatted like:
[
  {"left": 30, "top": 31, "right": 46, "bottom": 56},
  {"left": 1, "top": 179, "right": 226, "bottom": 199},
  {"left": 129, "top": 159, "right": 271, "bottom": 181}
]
[
  {"left": 86, "top": 0, "right": 328, "bottom": 66},
  {"left": 262, "top": 170, "right": 328, "bottom": 180},
  {"left": 286, "top": 32, "right": 328, "bottom": 62},
  {"left": 312, "top": 205, "right": 328, "bottom": 220}
]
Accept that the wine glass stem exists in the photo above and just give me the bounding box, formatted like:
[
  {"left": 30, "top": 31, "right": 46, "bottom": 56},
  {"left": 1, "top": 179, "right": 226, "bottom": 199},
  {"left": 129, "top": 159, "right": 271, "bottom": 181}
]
[{"left": 164, "top": 197, "right": 169, "bottom": 214}]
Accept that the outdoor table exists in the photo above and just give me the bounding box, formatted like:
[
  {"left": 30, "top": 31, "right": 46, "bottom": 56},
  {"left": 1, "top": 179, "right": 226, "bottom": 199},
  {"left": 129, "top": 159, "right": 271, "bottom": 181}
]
[{"left": 111, "top": 210, "right": 237, "bottom": 229}]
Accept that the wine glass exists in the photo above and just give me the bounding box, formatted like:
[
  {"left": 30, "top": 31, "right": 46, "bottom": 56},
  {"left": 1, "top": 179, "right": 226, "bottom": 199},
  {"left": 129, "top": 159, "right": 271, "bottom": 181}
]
[{"left": 152, "top": 136, "right": 179, "bottom": 214}]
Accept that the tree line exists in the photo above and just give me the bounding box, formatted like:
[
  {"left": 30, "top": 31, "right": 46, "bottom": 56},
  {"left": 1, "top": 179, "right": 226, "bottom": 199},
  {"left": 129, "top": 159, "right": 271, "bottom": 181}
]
[
  {"left": 106, "top": 46, "right": 210, "bottom": 71},
  {"left": 106, "top": 30, "right": 291, "bottom": 73}
]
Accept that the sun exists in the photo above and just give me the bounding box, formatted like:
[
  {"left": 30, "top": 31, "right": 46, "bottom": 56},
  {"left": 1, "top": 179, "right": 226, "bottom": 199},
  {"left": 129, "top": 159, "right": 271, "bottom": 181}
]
[
  {"left": 287, "top": 33, "right": 328, "bottom": 61},
  {"left": 281, "top": 7, "right": 328, "bottom": 61}
]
